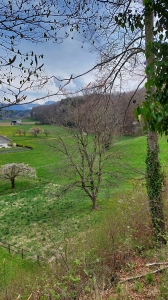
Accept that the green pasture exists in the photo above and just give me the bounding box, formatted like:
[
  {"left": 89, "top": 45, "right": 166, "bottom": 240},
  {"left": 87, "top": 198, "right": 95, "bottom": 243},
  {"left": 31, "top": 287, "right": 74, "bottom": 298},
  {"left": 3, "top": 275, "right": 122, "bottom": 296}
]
[
  {"left": 0, "top": 125, "right": 64, "bottom": 182},
  {"left": 0, "top": 124, "right": 168, "bottom": 253},
  {"left": 1, "top": 124, "right": 168, "bottom": 298}
]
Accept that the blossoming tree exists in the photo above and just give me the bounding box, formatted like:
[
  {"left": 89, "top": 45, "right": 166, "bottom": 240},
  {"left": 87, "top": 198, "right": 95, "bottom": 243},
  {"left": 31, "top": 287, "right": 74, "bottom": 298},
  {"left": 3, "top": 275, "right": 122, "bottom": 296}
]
[{"left": 0, "top": 163, "right": 36, "bottom": 188}]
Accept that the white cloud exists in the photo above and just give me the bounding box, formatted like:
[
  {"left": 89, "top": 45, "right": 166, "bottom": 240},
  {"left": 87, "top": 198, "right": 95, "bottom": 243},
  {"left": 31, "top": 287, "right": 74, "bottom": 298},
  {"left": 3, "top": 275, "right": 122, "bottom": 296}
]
[{"left": 7, "top": 36, "right": 97, "bottom": 103}]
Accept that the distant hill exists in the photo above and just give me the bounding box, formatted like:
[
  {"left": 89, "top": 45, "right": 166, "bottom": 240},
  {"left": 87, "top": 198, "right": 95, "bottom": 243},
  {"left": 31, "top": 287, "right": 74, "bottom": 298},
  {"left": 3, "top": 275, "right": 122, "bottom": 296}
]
[
  {"left": 1, "top": 103, "right": 40, "bottom": 111},
  {"left": 43, "top": 101, "right": 56, "bottom": 106},
  {"left": 31, "top": 90, "right": 145, "bottom": 135},
  {"left": 0, "top": 100, "right": 58, "bottom": 120},
  {"left": 0, "top": 100, "right": 56, "bottom": 111}
]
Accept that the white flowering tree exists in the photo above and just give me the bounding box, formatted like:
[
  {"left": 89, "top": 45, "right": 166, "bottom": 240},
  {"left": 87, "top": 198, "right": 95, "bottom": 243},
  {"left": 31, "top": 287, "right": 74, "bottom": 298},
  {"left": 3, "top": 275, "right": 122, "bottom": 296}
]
[
  {"left": 29, "top": 127, "right": 44, "bottom": 137},
  {"left": 0, "top": 163, "right": 36, "bottom": 188}
]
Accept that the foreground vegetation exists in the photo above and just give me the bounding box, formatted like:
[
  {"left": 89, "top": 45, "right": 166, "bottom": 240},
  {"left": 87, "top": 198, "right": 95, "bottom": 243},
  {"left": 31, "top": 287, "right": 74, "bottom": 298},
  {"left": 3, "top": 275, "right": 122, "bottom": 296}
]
[{"left": 1, "top": 123, "right": 168, "bottom": 298}]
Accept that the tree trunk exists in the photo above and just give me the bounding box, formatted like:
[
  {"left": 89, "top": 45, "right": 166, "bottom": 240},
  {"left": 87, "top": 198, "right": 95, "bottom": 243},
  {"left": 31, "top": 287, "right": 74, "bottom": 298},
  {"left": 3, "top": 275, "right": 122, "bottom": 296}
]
[
  {"left": 146, "top": 131, "right": 166, "bottom": 244},
  {"left": 11, "top": 178, "right": 15, "bottom": 189},
  {"left": 145, "top": 2, "right": 166, "bottom": 244},
  {"left": 92, "top": 195, "right": 97, "bottom": 210}
]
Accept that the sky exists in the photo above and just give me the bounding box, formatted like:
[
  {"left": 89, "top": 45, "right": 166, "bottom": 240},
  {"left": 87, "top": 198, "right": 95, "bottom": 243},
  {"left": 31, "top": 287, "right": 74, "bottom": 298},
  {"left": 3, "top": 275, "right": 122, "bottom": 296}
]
[
  {"left": 21, "top": 36, "right": 143, "bottom": 105},
  {"left": 0, "top": 0, "right": 145, "bottom": 106},
  {"left": 0, "top": 0, "right": 100, "bottom": 105},
  {"left": 15, "top": 34, "right": 98, "bottom": 104}
]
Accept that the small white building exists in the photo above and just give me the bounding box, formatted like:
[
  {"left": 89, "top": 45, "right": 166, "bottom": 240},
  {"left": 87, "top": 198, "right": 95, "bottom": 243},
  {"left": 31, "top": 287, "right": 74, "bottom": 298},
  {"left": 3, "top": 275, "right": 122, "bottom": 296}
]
[
  {"left": 0, "top": 135, "right": 12, "bottom": 148},
  {"left": 11, "top": 119, "right": 22, "bottom": 125}
]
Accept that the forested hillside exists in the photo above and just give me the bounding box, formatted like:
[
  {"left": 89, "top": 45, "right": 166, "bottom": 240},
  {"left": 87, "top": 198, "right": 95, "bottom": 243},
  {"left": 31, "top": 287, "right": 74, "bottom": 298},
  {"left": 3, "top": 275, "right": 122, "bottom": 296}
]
[{"left": 31, "top": 89, "right": 145, "bottom": 135}]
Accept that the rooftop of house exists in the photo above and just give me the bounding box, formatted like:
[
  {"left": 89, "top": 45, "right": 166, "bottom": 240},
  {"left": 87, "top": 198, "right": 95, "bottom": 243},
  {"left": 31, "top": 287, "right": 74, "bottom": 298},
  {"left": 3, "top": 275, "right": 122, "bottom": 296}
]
[{"left": 0, "top": 135, "right": 12, "bottom": 141}]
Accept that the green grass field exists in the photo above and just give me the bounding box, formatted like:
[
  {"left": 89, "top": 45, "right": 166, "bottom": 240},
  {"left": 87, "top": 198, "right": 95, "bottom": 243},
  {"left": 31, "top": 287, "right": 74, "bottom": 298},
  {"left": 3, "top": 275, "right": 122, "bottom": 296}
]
[
  {"left": 0, "top": 125, "right": 168, "bottom": 253},
  {"left": 1, "top": 124, "right": 168, "bottom": 298}
]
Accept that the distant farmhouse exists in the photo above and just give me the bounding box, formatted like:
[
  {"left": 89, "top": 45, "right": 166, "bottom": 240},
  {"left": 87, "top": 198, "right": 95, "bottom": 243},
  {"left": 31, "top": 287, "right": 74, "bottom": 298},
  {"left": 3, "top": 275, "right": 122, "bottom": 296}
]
[
  {"left": 0, "top": 135, "right": 12, "bottom": 148},
  {"left": 11, "top": 119, "right": 22, "bottom": 125}
]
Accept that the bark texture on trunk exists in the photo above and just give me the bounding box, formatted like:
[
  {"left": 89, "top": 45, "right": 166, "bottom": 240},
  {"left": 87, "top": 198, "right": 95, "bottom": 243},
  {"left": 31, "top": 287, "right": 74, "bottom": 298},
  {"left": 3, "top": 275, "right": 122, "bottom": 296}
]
[
  {"left": 92, "top": 195, "right": 97, "bottom": 210},
  {"left": 145, "top": 3, "right": 166, "bottom": 244},
  {"left": 146, "top": 131, "right": 166, "bottom": 244},
  {"left": 11, "top": 178, "right": 15, "bottom": 189}
]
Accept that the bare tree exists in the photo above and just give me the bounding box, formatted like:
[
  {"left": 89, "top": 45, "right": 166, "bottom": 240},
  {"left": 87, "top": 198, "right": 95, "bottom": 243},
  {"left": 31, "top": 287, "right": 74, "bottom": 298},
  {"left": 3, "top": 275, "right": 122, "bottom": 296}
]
[{"left": 49, "top": 94, "right": 120, "bottom": 209}]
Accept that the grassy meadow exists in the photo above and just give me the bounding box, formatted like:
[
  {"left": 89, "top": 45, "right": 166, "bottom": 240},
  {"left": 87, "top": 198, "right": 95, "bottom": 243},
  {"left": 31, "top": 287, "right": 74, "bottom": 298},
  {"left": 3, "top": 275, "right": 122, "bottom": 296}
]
[
  {"left": 0, "top": 125, "right": 147, "bottom": 248},
  {"left": 1, "top": 123, "right": 168, "bottom": 249},
  {"left": 1, "top": 123, "right": 168, "bottom": 298}
]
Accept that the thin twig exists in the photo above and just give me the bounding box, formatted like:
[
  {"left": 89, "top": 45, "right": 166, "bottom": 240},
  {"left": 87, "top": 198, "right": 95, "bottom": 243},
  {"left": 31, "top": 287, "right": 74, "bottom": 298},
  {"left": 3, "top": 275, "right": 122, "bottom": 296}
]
[{"left": 120, "top": 266, "right": 168, "bottom": 283}]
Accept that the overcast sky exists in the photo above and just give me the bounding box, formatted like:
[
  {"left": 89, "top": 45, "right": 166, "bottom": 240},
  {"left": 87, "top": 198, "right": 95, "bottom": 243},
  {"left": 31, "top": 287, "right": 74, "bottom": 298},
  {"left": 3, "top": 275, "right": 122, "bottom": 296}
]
[
  {"left": 22, "top": 37, "right": 143, "bottom": 104},
  {"left": 18, "top": 35, "right": 98, "bottom": 104},
  {"left": 0, "top": 0, "right": 145, "bottom": 106}
]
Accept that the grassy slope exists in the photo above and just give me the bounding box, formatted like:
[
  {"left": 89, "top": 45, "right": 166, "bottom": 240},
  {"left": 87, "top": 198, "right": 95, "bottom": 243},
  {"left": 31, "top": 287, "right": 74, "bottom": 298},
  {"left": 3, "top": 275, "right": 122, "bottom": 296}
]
[
  {"left": 0, "top": 126, "right": 168, "bottom": 252},
  {"left": 0, "top": 124, "right": 168, "bottom": 298},
  {"left": 0, "top": 247, "right": 41, "bottom": 293}
]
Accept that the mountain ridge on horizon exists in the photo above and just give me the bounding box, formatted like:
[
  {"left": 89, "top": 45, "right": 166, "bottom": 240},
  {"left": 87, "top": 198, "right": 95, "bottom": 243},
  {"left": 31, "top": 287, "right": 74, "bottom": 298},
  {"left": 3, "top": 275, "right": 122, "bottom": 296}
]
[{"left": 1, "top": 100, "right": 56, "bottom": 111}]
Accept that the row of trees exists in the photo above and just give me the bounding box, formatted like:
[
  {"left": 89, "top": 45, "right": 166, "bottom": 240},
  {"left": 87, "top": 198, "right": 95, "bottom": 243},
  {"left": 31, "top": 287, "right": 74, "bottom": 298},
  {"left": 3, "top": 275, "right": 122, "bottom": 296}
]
[
  {"left": 0, "top": 110, "right": 30, "bottom": 120},
  {"left": 13, "top": 128, "right": 52, "bottom": 137}
]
